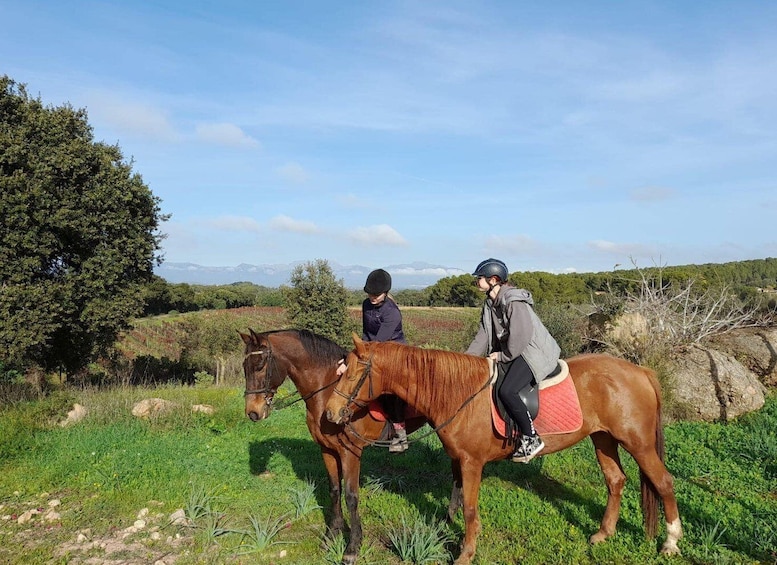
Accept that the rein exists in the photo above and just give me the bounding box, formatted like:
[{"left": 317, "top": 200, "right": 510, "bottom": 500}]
[
  {"left": 273, "top": 380, "right": 338, "bottom": 409},
  {"left": 331, "top": 356, "right": 374, "bottom": 419},
  {"left": 341, "top": 357, "right": 494, "bottom": 448}
]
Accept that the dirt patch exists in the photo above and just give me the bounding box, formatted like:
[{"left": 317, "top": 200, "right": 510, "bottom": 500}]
[{"left": 1, "top": 493, "right": 193, "bottom": 564}]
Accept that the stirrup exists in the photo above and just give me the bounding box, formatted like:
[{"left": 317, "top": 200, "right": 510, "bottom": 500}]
[{"left": 389, "top": 429, "right": 408, "bottom": 453}]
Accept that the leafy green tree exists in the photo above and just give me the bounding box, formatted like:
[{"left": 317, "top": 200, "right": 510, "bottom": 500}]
[
  {"left": 282, "top": 259, "right": 353, "bottom": 346},
  {"left": 0, "top": 76, "right": 166, "bottom": 376},
  {"left": 427, "top": 274, "right": 480, "bottom": 306},
  {"left": 393, "top": 288, "right": 429, "bottom": 306}
]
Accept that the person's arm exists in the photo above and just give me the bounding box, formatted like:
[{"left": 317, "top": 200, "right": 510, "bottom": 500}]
[
  {"left": 361, "top": 302, "right": 369, "bottom": 341},
  {"left": 374, "top": 301, "right": 402, "bottom": 342},
  {"left": 498, "top": 301, "right": 533, "bottom": 363}
]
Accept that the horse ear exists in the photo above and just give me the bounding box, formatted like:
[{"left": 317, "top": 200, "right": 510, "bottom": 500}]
[
  {"left": 238, "top": 331, "right": 252, "bottom": 345},
  {"left": 353, "top": 333, "right": 367, "bottom": 357}
]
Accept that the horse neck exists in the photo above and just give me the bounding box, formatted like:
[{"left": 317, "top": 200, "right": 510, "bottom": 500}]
[
  {"left": 373, "top": 349, "right": 487, "bottom": 423},
  {"left": 269, "top": 333, "right": 336, "bottom": 397}
]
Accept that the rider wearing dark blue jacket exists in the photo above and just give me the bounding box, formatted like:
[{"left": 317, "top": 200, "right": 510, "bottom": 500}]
[{"left": 361, "top": 269, "right": 408, "bottom": 452}]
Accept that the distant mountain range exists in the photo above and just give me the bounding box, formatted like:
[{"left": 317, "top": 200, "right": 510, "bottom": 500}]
[{"left": 154, "top": 261, "right": 467, "bottom": 289}]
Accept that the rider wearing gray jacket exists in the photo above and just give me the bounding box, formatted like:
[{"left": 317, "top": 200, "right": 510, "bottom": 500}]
[{"left": 466, "top": 258, "right": 561, "bottom": 463}]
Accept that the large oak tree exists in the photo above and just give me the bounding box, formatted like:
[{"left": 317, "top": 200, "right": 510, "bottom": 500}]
[{"left": 0, "top": 76, "right": 166, "bottom": 377}]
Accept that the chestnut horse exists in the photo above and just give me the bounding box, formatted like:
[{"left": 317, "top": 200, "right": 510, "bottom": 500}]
[
  {"left": 240, "top": 329, "right": 429, "bottom": 565},
  {"left": 326, "top": 335, "right": 683, "bottom": 565}
]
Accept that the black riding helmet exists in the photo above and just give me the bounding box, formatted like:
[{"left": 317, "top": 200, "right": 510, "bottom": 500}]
[
  {"left": 364, "top": 269, "right": 392, "bottom": 294},
  {"left": 472, "top": 258, "right": 508, "bottom": 282}
]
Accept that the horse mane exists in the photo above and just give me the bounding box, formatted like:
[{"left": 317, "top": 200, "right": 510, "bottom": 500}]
[
  {"left": 245, "top": 328, "right": 346, "bottom": 365},
  {"left": 370, "top": 341, "right": 490, "bottom": 414},
  {"left": 294, "top": 329, "right": 347, "bottom": 365}
]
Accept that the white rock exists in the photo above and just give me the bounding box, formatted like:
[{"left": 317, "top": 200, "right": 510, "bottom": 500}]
[
  {"left": 44, "top": 510, "right": 60, "bottom": 522},
  {"left": 168, "top": 508, "right": 188, "bottom": 526},
  {"left": 17, "top": 509, "right": 36, "bottom": 524},
  {"left": 131, "top": 398, "right": 178, "bottom": 418},
  {"left": 59, "top": 404, "right": 87, "bottom": 427}
]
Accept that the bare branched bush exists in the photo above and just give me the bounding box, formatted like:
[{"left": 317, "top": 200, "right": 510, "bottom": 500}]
[{"left": 597, "top": 261, "right": 763, "bottom": 365}]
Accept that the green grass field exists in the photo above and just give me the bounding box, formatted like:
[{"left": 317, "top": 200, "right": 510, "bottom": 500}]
[
  {"left": 0, "top": 380, "right": 775, "bottom": 564},
  {"left": 1, "top": 307, "right": 775, "bottom": 563}
]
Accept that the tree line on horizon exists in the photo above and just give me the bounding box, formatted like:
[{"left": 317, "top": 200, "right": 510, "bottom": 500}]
[{"left": 142, "top": 257, "right": 777, "bottom": 315}]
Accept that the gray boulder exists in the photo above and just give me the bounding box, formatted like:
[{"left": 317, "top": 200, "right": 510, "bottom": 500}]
[
  {"left": 706, "top": 328, "right": 777, "bottom": 387},
  {"left": 669, "top": 345, "right": 766, "bottom": 422}
]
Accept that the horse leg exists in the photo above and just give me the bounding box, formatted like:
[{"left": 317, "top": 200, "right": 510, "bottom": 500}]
[
  {"left": 447, "top": 458, "right": 463, "bottom": 522},
  {"left": 341, "top": 451, "right": 363, "bottom": 565},
  {"left": 321, "top": 449, "right": 345, "bottom": 539},
  {"left": 629, "top": 446, "right": 683, "bottom": 555},
  {"left": 453, "top": 460, "right": 484, "bottom": 565},
  {"left": 589, "top": 432, "right": 627, "bottom": 545}
]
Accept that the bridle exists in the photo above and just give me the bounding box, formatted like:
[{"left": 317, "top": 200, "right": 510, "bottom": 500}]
[
  {"left": 243, "top": 346, "right": 281, "bottom": 407},
  {"left": 243, "top": 342, "right": 340, "bottom": 410},
  {"left": 331, "top": 355, "right": 374, "bottom": 422}
]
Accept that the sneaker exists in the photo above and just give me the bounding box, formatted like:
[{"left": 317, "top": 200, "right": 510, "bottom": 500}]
[
  {"left": 511, "top": 435, "right": 544, "bottom": 463},
  {"left": 389, "top": 428, "right": 408, "bottom": 453}
]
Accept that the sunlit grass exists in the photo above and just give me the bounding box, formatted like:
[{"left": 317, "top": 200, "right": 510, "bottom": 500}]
[{"left": 0, "top": 384, "right": 775, "bottom": 564}]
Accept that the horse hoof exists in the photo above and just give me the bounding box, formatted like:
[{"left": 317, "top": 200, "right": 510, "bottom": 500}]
[
  {"left": 341, "top": 553, "right": 358, "bottom": 565},
  {"left": 589, "top": 531, "right": 609, "bottom": 545},
  {"left": 660, "top": 541, "right": 681, "bottom": 556}
]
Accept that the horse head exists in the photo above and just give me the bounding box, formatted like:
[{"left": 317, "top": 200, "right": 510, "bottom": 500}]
[
  {"left": 325, "top": 333, "right": 377, "bottom": 425},
  {"left": 240, "top": 329, "right": 285, "bottom": 421}
]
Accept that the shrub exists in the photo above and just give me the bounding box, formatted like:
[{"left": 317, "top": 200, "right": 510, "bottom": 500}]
[{"left": 282, "top": 260, "right": 352, "bottom": 347}]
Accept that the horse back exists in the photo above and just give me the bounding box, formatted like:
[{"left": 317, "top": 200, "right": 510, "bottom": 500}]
[{"left": 566, "top": 353, "right": 662, "bottom": 423}]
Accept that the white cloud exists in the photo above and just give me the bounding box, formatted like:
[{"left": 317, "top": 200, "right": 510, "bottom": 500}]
[
  {"left": 207, "top": 215, "right": 263, "bottom": 232},
  {"left": 483, "top": 235, "right": 539, "bottom": 254},
  {"left": 630, "top": 186, "right": 676, "bottom": 202},
  {"left": 86, "top": 93, "right": 179, "bottom": 141},
  {"left": 391, "top": 266, "right": 465, "bottom": 276},
  {"left": 269, "top": 215, "right": 320, "bottom": 234},
  {"left": 346, "top": 224, "right": 408, "bottom": 246},
  {"left": 588, "top": 240, "right": 656, "bottom": 257},
  {"left": 194, "top": 122, "right": 259, "bottom": 148},
  {"left": 276, "top": 162, "right": 310, "bottom": 183},
  {"left": 338, "top": 193, "right": 371, "bottom": 209}
]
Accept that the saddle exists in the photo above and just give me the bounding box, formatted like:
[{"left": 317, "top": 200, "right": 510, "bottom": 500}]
[{"left": 490, "top": 359, "right": 583, "bottom": 439}]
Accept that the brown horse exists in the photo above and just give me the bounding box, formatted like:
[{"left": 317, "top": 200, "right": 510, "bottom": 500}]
[
  {"left": 240, "top": 329, "right": 429, "bottom": 565},
  {"left": 325, "top": 335, "right": 683, "bottom": 565}
]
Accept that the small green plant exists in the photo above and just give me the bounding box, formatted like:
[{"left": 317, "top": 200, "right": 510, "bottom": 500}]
[
  {"left": 193, "top": 371, "right": 213, "bottom": 386},
  {"left": 196, "top": 510, "right": 234, "bottom": 547},
  {"left": 321, "top": 533, "right": 380, "bottom": 565},
  {"left": 184, "top": 483, "right": 219, "bottom": 522},
  {"left": 362, "top": 474, "right": 388, "bottom": 493},
  {"left": 697, "top": 519, "right": 728, "bottom": 560},
  {"left": 288, "top": 479, "right": 321, "bottom": 519},
  {"left": 386, "top": 513, "right": 453, "bottom": 564},
  {"left": 321, "top": 532, "right": 347, "bottom": 564},
  {"left": 235, "top": 512, "right": 291, "bottom": 554}
]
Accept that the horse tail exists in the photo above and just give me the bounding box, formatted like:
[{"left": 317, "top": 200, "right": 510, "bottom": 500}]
[{"left": 640, "top": 367, "right": 664, "bottom": 539}]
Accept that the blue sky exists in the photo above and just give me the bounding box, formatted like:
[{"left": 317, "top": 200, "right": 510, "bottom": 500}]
[{"left": 3, "top": 0, "right": 776, "bottom": 278}]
